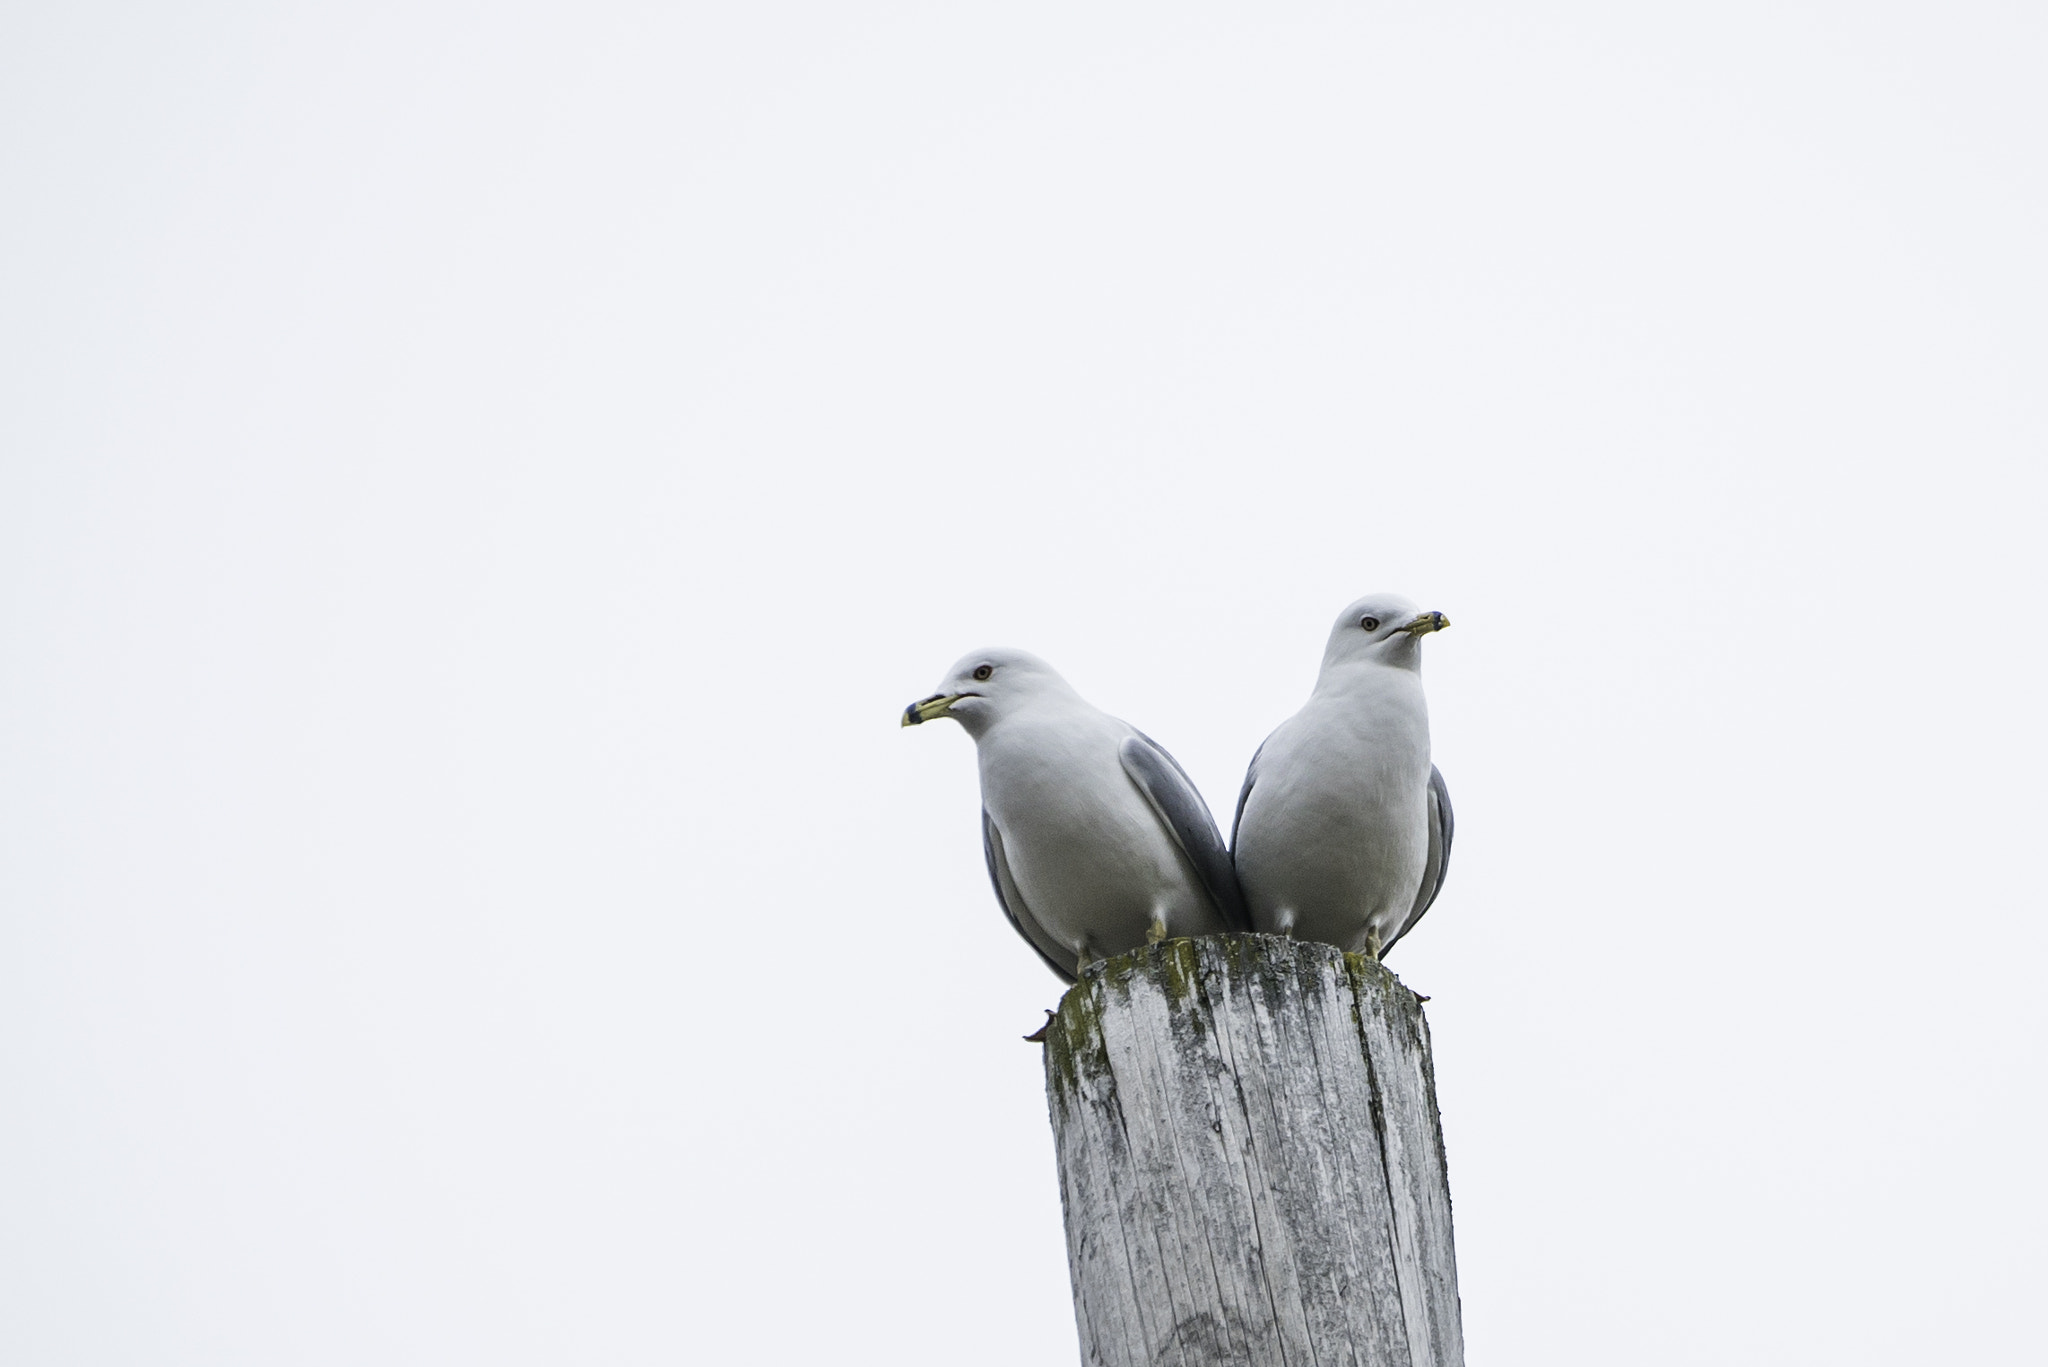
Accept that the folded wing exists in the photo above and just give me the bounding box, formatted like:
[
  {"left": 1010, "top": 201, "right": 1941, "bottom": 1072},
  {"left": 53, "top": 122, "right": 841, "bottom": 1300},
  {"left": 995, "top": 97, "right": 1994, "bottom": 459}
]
[
  {"left": 1384, "top": 764, "right": 1454, "bottom": 957},
  {"left": 982, "top": 813, "right": 1079, "bottom": 982},
  {"left": 1120, "top": 732, "right": 1252, "bottom": 932}
]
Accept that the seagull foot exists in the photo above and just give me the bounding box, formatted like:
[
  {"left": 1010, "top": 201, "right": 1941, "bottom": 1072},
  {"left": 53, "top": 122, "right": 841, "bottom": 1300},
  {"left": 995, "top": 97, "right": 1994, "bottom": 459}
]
[{"left": 1023, "top": 1009, "right": 1055, "bottom": 1043}]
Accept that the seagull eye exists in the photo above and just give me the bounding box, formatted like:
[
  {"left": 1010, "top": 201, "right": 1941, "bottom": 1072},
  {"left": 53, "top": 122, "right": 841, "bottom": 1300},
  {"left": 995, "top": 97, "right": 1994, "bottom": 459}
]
[
  {"left": 1360, "top": 616, "right": 1381, "bottom": 632},
  {"left": 972, "top": 664, "right": 994, "bottom": 681}
]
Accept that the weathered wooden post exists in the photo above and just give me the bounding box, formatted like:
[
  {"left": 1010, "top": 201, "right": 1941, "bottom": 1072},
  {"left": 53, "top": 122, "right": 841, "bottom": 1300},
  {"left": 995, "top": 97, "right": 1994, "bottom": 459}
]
[{"left": 1042, "top": 933, "right": 1463, "bottom": 1367}]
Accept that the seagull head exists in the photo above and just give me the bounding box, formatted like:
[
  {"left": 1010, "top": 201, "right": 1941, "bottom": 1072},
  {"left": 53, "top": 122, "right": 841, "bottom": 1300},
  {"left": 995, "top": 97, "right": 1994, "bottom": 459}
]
[
  {"left": 901, "top": 648, "right": 1075, "bottom": 739},
  {"left": 1319, "top": 593, "right": 1450, "bottom": 675}
]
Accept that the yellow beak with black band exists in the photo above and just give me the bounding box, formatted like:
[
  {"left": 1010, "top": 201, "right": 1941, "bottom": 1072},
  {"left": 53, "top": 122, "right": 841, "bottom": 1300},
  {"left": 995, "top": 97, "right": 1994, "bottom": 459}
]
[
  {"left": 1402, "top": 611, "right": 1450, "bottom": 637},
  {"left": 902, "top": 692, "right": 971, "bottom": 727}
]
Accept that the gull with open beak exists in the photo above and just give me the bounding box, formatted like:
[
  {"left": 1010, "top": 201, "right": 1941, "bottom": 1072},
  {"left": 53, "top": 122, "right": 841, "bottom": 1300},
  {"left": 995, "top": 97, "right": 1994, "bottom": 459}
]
[
  {"left": 903, "top": 648, "right": 1248, "bottom": 982},
  {"left": 1231, "top": 594, "right": 1455, "bottom": 960}
]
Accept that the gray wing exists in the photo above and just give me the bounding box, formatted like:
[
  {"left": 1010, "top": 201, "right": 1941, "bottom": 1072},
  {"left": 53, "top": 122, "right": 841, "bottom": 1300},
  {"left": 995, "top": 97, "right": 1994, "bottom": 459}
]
[
  {"left": 982, "top": 812, "right": 1078, "bottom": 983},
  {"left": 1383, "top": 765, "right": 1454, "bottom": 957},
  {"left": 1120, "top": 732, "right": 1252, "bottom": 932},
  {"left": 1230, "top": 739, "right": 1266, "bottom": 853}
]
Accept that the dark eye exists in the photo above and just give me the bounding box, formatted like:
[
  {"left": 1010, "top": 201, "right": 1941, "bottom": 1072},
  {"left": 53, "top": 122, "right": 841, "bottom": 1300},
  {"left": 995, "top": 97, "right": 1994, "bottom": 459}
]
[
  {"left": 1360, "top": 616, "right": 1381, "bottom": 632},
  {"left": 972, "top": 664, "right": 994, "bottom": 681}
]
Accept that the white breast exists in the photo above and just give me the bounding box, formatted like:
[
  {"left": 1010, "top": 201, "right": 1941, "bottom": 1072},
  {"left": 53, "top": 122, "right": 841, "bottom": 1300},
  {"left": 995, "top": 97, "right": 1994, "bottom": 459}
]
[
  {"left": 977, "top": 710, "right": 1213, "bottom": 958},
  {"left": 1234, "top": 668, "right": 1432, "bottom": 952}
]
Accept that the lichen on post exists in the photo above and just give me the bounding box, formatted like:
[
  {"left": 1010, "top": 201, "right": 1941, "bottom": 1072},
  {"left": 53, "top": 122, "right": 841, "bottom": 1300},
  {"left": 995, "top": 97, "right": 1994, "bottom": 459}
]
[{"left": 1042, "top": 934, "right": 1463, "bottom": 1367}]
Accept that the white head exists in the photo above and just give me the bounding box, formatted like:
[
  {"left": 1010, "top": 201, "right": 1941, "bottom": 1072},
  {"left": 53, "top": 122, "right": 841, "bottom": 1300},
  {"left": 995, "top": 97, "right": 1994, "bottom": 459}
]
[
  {"left": 1318, "top": 593, "right": 1450, "bottom": 677},
  {"left": 900, "top": 647, "right": 1080, "bottom": 740}
]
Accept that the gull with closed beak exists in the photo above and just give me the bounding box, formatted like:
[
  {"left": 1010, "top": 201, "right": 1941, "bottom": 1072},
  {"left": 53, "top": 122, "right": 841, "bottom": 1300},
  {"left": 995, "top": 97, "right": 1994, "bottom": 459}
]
[
  {"left": 904, "top": 648, "right": 1248, "bottom": 982},
  {"left": 1231, "top": 594, "right": 1455, "bottom": 960}
]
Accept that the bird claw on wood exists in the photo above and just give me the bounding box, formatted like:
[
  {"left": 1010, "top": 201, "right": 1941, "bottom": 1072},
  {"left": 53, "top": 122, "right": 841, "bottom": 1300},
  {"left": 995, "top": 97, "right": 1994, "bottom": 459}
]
[{"left": 1023, "top": 1009, "right": 1056, "bottom": 1043}]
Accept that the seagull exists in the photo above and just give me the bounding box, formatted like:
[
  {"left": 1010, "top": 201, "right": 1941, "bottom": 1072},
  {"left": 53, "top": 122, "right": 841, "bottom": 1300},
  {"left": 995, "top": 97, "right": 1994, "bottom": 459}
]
[
  {"left": 903, "top": 648, "right": 1248, "bottom": 982},
  {"left": 1231, "top": 595, "right": 1454, "bottom": 960}
]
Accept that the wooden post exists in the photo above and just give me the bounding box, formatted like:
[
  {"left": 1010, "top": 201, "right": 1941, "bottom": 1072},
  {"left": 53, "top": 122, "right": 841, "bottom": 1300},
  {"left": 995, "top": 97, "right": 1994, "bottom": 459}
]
[{"left": 1042, "top": 934, "right": 1464, "bottom": 1367}]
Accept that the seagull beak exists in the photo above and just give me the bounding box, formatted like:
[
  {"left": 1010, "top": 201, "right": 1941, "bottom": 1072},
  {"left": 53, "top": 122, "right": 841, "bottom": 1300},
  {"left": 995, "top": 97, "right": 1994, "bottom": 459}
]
[
  {"left": 1401, "top": 611, "right": 1450, "bottom": 636},
  {"left": 901, "top": 692, "right": 968, "bottom": 727}
]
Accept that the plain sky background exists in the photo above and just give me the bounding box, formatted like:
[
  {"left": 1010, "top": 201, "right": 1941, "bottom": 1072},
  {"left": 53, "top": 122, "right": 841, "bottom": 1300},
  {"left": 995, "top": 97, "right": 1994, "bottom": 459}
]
[{"left": 4, "top": 3, "right": 2044, "bottom": 1363}]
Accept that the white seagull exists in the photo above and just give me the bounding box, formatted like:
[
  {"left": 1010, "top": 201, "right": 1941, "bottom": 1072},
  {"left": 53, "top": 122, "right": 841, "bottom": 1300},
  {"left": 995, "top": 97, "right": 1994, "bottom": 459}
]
[
  {"left": 1231, "top": 595, "right": 1454, "bottom": 960},
  {"left": 903, "top": 649, "right": 1248, "bottom": 982}
]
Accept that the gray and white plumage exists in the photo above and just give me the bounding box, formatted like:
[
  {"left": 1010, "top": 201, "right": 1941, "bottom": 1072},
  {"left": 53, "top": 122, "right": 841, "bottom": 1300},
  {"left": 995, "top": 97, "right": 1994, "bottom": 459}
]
[
  {"left": 1231, "top": 595, "right": 1454, "bottom": 959},
  {"left": 904, "top": 648, "right": 1248, "bottom": 982}
]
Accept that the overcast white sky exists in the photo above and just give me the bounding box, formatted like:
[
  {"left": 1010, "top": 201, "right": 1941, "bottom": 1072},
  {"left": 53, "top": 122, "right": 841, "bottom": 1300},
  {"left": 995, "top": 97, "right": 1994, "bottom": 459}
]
[{"left": 3, "top": 3, "right": 2044, "bottom": 1363}]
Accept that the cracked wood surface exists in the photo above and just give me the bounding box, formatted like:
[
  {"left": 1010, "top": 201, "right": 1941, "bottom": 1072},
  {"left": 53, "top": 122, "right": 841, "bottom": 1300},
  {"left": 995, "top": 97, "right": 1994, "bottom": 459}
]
[{"left": 1043, "top": 935, "right": 1463, "bottom": 1367}]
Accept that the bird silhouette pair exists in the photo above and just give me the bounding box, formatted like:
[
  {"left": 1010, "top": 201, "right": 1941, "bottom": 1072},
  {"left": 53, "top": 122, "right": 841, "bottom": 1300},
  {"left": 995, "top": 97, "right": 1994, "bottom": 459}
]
[{"left": 903, "top": 594, "right": 1452, "bottom": 984}]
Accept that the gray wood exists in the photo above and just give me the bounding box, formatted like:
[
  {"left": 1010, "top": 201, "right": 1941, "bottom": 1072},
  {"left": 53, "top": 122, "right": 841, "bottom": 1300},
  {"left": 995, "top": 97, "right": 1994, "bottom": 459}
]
[{"left": 1042, "top": 934, "right": 1464, "bottom": 1367}]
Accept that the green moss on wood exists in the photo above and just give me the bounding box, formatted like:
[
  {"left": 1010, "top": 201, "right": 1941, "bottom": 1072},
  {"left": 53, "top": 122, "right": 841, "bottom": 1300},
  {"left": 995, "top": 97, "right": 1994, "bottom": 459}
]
[
  {"left": 1045, "top": 973, "right": 1106, "bottom": 1110},
  {"left": 1045, "top": 933, "right": 1435, "bottom": 1114},
  {"left": 1158, "top": 938, "right": 1201, "bottom": 1009}
]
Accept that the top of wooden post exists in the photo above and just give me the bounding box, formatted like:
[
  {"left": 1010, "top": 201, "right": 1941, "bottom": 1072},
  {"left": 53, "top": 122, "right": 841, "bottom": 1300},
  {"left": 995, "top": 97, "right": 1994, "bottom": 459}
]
[{"left": 1043, "top": 933, "right": 1431, "bottom": 1108}]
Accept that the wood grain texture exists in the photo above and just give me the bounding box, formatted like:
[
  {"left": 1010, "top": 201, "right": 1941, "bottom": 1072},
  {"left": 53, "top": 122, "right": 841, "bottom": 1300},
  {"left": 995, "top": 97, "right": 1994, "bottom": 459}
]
[{"left": 1043, "top": 934, "right": 1463, "bottom": 1367}]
